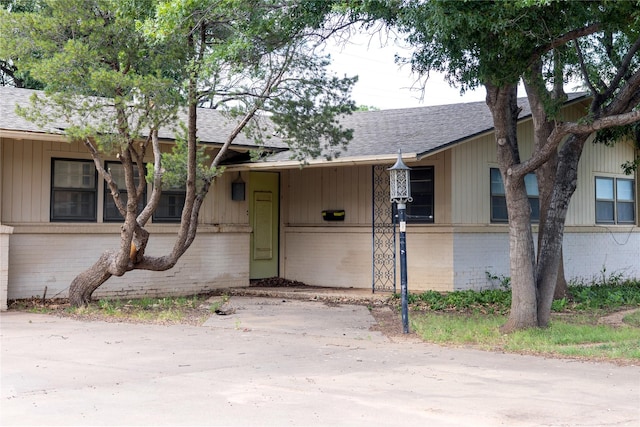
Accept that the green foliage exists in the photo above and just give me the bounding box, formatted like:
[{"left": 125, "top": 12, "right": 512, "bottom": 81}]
[
  {"left": 401, "top": 288, "right": 512, "bottom": 314},
  {"left": 485, "top": 271, "right": 511, "bottom": 290},
  {"left": 399, "top": 274, "right": 640, "bottom": 314},
  {"left": 569, "top": 279, "right": 640, "bottom": 310},
  {"left": 355, "top": 105, "right": 380, "bottom": 111},
  {"left": 148, "top": 126, "right": 221, "bottom": 191}
]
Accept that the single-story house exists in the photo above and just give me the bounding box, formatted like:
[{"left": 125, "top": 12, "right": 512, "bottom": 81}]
[{"left": 1, "top": 86, "right": 638, "bottom": 309}]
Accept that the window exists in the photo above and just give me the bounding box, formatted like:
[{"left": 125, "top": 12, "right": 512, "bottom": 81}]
[
  {"left": 595, "top": 177, "right": 635, "bottom": 224},
  {"left": 490, "top": 168, "right": 539, "bottom": 223},
  {"left": 103, "top": 161, "right": 147, "bottom": 222},
  {"left": 406, "top": 166, "right": 434, "bottom": 223},
  {"left": 153, "top": 188, "right": 186, "bottom": 223},
  {"left": 51, "top": 159, "right": 97, "bottom": 222}
]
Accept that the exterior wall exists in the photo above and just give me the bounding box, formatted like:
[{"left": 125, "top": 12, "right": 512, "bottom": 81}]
[
  {"left": 448, "top": 102, "right": 639, "bottom": 289},
  {"left": 282, "top": 226, "right": 371, "bottom": 288},
  {"left": 280, "top": 153, "right": 455, "bottom": 291},
  {"left": 0, "top": 225, "right": 12, "bottom": 310},
  {"left": 7, "top": 225, "right": 249, "bottom": 300},
  {"left": 563, "top": 229, "right": 640, "bottom": 281},
  {"left": 451, "top": 228, "right": 640, "bottom": 290},
  {"left": 452, "top": 229, "right": 512, "bottom": 290},
  {"left": 450, "top": 105, "right": 637, "bottom": 227},
  {"left": 1, "top": 136, "right": 252, "bottom": 301},
  {"left": 405, "top": 227, "right": 453, "bottom": 292},
  {"left": 0, "top": 136, "right": 249, "bottom": 225},
  {"left": 566, "top": 138, "right": 637, "bottom": 226}
]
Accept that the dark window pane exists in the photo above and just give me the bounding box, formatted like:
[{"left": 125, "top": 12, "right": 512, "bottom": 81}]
[
  {"left": 51, "top": 159, "right": 97, "bottom": 222},
  {"left": 596, "top": 201, "right": 615, "bottom": 223},
  {"left": 52, "top": 190, "right": 96, "bottom": 220},
  {"left": 617, "top": 202, "right": 635, "bottom": 223},
  {"left": 490, "top": 168, "right": 504, "bottom": 196},
  {"left": 529, "top": 197, "right": 540, "bottom": 222},
  {"left": 491, "top": 196, "right": 508, "bottom": 222},
  {"left": 154, "top": 192, "right": 186, "bottom": 222},
  {"left": 406, "top": 167, "right": 434, "bottom": 223}
]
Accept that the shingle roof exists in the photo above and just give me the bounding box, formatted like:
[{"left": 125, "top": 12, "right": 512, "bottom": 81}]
[
  {"left": 1, "top": 86, "right": 588, "bottom": 163},
  {"left": 0, "top": 86, "right": 286, "bottom": 151},
  {"left": 266, "top": 92, "right": 588, "bottom": 163}
]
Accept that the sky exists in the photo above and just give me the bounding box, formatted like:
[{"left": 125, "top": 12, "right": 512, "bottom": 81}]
[{"left": 322, "top": 32, "right": 487, "bottom": 110}]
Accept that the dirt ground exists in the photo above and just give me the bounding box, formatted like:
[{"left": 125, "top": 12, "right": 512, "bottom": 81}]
[{"left": 7, "top": 277, "right": 638, "bottom": 342}]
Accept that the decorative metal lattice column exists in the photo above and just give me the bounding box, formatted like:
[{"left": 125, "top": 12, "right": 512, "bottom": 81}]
[{"left": 371, "top": 164, "right": 396, "bottom": 293}]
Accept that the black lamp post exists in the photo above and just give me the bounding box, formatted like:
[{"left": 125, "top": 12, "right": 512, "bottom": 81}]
[{"left": 388, "top": 149, "right": 412, "bottom": 334}]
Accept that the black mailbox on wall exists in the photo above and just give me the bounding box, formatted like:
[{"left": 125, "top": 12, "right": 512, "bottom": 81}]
[{"left": 322, "top": 210, "right": 345, "bottom": 221}]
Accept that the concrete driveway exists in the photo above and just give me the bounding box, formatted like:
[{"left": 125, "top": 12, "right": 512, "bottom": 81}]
[{"left": 1, "top": 296, "right": 639, "bottom": 426}]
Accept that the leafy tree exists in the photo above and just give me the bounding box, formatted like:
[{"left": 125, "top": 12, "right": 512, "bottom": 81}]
[
  {"left": 0, "top": 0, "right": 47, "bottom": 87},
  {"left": 354, "top": 0, "right": 640, "bottom": 330},
  {"left": 1, "top": 0, "right": 357, "bottom": 306}
]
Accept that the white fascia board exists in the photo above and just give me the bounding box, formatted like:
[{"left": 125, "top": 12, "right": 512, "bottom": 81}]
[{"left": 225, "top": 152, "right": 420, "bottom": 171}]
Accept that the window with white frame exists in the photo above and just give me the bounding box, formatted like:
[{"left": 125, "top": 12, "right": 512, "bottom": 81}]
[
  {"left": 595, "top": 176, "right": 635, "bottom": 224},
  {"left": 490, "top": 168, "right": 539, "bottom": 223},
  {"left": 50, "top": 159, "right": 97, "bottom": 222},
  {"left": 103, "top": 161, "right": 147, "bottom": 222}
]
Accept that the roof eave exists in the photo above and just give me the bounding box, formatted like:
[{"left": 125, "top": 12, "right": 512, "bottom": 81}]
[{"left": 225, "top": 152, "right": 420, "bottom": 171}]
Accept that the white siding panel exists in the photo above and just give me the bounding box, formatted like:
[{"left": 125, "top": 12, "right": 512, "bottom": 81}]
[
  {"left": 284, "top": 165, "right": 372, "bottom": 226},
  {"left": 566, "top": 138, "right": 636, "bottom": 226},
  {"left": 451, "top": 134, "right": 495, "bottom": 225}
]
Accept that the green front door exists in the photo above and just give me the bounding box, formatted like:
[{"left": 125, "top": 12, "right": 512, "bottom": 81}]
[{"left": 249, "top": 172, "right": 279, "bottom": 279}]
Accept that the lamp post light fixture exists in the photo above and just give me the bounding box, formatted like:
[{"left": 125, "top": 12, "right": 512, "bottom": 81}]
[{"left": 388, "top": 149, "right": 412, "bottom": 334}]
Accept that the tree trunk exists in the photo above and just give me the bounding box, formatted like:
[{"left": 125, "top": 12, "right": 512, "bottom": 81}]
[
  {"left": 501, "top": 180, "right": 539, "bottom": 332},
  {"left": 68, "top": 251, "right": 115, "bottom": 306},
  {"left": 486, "top": 83, "right": 539, "bottom": 332},
  {"left": 553, "top": 252, "right": 568, "bottom": 299},
  {"left": 535, "top": 134, "right": 587, "bottom": 326}
]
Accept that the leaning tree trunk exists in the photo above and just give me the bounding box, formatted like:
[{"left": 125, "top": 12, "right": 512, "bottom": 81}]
[
  {"left": 68, "top": 251, "right": 115, "bottom": 307},
  {"left": 535, "top": 134, "right": 587, "bottom": 326},
  {"left": 524, "top": 68, "right": 570, "bottom": 306}
]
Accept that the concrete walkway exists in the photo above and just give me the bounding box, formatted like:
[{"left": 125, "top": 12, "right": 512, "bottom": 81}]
[{"left": 1, "top": 296, "right": 639, "bottom": 426}]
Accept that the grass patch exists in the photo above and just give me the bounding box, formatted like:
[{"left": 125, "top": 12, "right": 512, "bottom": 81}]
[
  {"left": 62, "top": 294, "right": 210, "bottom": 325},
  {"left": 411, "top": 312, "right": 640, "bottom": 362},
  {"left": 405, "top": 276, "right": 640, "bottom": 364},
  {"left": 623, "top": 310, "right": 640, "bottom": 327}
]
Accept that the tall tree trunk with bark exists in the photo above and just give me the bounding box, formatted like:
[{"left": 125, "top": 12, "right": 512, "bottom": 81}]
[
  {"left": 486, "top": 83, "right": 539, "bottom": 332},
  {"left": 535, "top": 134, "right": 588, "bottom": 326}
]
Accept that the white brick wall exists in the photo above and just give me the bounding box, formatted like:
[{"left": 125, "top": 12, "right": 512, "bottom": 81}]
[
  {"left": 563, "top": 232, "right": 640, "bottom": 283},
  {"left": 0, "top": 225, "right": 13, "bottom": 310},
  {"left": 7, "top": 231, "right": 249, "bottom": 300},
  {"left": 453, "top": 232, "right": 511, "bottom": 290},
  {"left": 453, "top": 230, "right": 640, "bottom": 290}
]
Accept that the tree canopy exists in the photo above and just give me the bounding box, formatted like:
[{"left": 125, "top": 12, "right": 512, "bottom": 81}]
[
  {"left": 0, "top": 0, "right": 358, "bottom": 305},
  {"left": 357, "top": 0, "right": 640, "bottom": 330}
]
